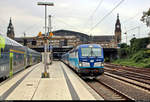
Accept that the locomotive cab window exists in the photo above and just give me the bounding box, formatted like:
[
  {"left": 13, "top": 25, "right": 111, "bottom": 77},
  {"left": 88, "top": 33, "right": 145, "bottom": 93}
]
[
  {"left": 92, "top": 48, "right": 101, "bottom": 56},
  {"left": 81, "top": 48, "right": 101, "bottom": 57}
]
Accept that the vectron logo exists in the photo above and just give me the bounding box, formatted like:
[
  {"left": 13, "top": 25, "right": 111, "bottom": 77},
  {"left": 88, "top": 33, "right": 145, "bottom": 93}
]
[{"left": 0, "top": 35, "right": 6, "bottom": 57}]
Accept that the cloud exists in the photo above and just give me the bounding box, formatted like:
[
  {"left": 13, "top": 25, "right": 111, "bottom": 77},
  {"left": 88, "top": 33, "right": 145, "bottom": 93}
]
[{"left": 0, "top": 0, "right": 150, "bottom": 40}]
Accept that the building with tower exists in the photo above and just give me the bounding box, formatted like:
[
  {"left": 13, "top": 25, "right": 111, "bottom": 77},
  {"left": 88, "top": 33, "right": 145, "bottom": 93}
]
[
  {"left": 7, "top": 18, "right": 15, "bottom": 39},
  {"left": 6, "top": 17, "right": 119, "bottom": 49},
  {"left": 115, "top": 14, "right": 122, "bottom": 44}
]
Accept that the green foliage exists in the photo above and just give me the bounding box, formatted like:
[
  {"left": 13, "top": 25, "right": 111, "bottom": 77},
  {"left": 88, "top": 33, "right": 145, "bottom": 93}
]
[
  {"left": 118, "top": 43, "right": 130, "bottom": 58},
  {"left": 113, "top": 37, "right": 150, "bottom": 68},
  {"left": 129, "top": 37, "right": 150, "bottom": 54},
  {"left": 113, "top": 58, "right": 150, "bottom": 68},
  {"left": 131, "top": 50, "right": 149, "bottom": 62},
  {"left": 120, "top": 43, "right": 128, "bottom": 48},
  {"left": 104, "top": 57, "right": 110, "bottom": 62},
  {"left": 118, "top": 37, "right": 150, "bottom": 58},
  {"left": 118, "top": 48, "right": 129, "bottom": 58},
  {"left": 141, "top": 8, "right": 150, "bottom": 27}
]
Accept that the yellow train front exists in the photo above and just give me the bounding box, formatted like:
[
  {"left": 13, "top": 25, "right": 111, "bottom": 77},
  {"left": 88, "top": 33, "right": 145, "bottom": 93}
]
[{"left": 62, "top": 44, "right": 104, "bottom": 78}]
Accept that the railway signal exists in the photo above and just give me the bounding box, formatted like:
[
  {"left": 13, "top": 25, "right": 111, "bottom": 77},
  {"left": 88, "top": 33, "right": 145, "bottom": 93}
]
[
  {"left": 38, "top": 32, "right": 42, "bottom": 37},
  {"left": 49, "top": 32, "right": 53, "bottom": 36}
]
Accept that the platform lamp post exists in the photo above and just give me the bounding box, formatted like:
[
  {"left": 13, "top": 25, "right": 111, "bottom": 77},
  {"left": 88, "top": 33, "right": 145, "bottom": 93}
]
[
  {"left": 37, "top": 2, "right": 54, "bottom": 78},
  {"left": 48, "top": 15, "right": 53, "bottom": 64},
  {"left": 124, "top": 32, "right": 127, "bottom": 44}
]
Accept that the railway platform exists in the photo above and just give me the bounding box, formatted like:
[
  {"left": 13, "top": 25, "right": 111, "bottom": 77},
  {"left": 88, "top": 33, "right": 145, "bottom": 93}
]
[{"left": 0, "top": 61, "right": 103, "bottom": 100}]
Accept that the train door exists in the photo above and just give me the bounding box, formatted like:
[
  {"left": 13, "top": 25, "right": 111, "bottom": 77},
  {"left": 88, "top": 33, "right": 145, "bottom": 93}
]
[
  {"left": 30, "top": 54, "right": 32, "bottom": 65},
  {"left": 9, "top": 52, "right": 13, "bottom": 77},
  {"left": 24, "top": 54, "right": 26, "bottom": 69}
]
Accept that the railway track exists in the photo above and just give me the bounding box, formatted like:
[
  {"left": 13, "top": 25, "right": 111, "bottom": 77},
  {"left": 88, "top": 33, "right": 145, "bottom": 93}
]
[
  {"left": 86, "top": 78, "right": 133, "bottom": 100},
  {"left": 85, "top": 73, "right": 150, "bottom": 100},
  {"left": 104, "top": 63, "right": 150, "bottom": 91},
  {"left": 104, "top": 68, "right": 150, "bottom": 86},
  {"left": 85, "top": 68, "right": 150, "bottom": 100},
  {"left": 105, "top": 63, "right": 150, "bottom": 76},
  {"left": 104, "top": 72, "right": 150, "bottom": 92}
]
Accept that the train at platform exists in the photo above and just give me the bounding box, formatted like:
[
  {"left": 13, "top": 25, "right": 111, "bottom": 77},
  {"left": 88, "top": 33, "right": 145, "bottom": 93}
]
[
  {"left": 62, "top": 44, "right": 104, "bottom": 78},
  {"left": 0, "top": 34, "right": 42, "bottom": 79}
]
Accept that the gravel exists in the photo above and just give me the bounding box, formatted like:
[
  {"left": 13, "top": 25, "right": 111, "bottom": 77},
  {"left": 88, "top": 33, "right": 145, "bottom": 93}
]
[{"left": 98, "top": 75, "right": 150, "bottom": 101}]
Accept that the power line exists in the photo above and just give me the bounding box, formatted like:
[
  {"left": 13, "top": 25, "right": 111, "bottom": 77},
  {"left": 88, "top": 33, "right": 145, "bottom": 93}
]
[
  {"left": 125, "top": 26, "right": 140, "bottom": 32},
  {"left": 89, "top": 0, "right": 125, "bottom": 32},
  {"left": 122, "top": 13, "right": 140, "bottom": 35},
  {"left": 89, "top": 0, "right": 103, "bottom": 36},
  {"left": 0, "top": 18, "right": 8, "bottom": 34},
  {"left": 123, "top": 12, "right": 141, "bottom": 24},
  {"left": 53, "top": 16, "right": 83, "bottom": 32},
  {"left": 83, "top": 0, "right": 103, "bottom": 33},
  {"left": 23, "top": 24, "right": 39, "bottom": 33},
  {"left": 89, "top": 0, "right": 103, "bottom": 20}
]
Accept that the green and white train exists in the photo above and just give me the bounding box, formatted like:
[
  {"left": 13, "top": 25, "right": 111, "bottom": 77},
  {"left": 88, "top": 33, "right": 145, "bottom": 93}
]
[{"left": 0, "top": 34, "right": 42, "bottom": 79}]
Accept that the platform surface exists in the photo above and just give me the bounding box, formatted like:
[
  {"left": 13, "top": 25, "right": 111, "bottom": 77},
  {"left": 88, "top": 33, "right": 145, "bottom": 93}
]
[{"left": 0, "top": 61, "right": 103, "bottom": 100}]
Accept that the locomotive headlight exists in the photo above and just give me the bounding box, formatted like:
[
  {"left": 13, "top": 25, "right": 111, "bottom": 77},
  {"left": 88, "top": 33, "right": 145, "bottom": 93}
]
[
  {"left": 79, "top": 62, "right": 82, "bottom": 67},
  {"left": 79, "top": 62, "right": 90, "bottom": 67},
  {"left": 101, "top": 63, "right": 104, "bottom": 66},
  {"left": 82, "top": 62, "right": 90, "bottom": 67},
  {"left": 94, "top": 62, "right": 101, "bottom": 67}
]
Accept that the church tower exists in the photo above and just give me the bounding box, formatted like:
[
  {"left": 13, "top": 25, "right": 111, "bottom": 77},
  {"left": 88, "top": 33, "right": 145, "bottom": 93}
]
[
  {"left": 115, "top": 14, "right": 121, "bottom": 44},
  {"left": 7, "top": 17, "right": 15, "bottom": 39}
]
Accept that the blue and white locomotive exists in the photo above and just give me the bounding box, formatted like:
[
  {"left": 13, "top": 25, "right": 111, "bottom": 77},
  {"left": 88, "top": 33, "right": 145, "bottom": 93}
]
[{"left": 62, "top": 44, "right": 104, "bottom": 78}]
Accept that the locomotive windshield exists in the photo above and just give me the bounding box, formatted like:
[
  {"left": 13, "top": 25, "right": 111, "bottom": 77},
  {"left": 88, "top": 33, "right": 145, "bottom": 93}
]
[{"left": 81, "top": 48, "right": 101, "bottom": 57}]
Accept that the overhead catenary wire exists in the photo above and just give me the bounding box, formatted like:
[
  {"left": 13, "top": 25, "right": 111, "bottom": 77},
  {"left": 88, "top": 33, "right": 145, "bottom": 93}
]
[
  {"left": 122, "top": 9, "right": 147, "bottom": 37},
  {"left": 89, "top": 0, "right": 103, "bottom": 37},
  {"left": 83, "top": 0, "right": 103, "bottom": 35},
  {"left": 122, "top": 12, "right": 141, "bottom": 24},
  {"left": 122, "top": 12, "right": 140, "bottom": 35},
  {"left": 122, "top": 9, "right": 147, "bottom": 39},
  {"left": 0, "top": 17, "right": 10, "bottom": 34},
  {"left": 89, "top": 0, "right": 103, "bottom": 20},
  {"left": 89, "top": 0, "right": 125, "bottom": 33},
  {"left": 53, "top": 16, "right": 83, "bottom": 33}
]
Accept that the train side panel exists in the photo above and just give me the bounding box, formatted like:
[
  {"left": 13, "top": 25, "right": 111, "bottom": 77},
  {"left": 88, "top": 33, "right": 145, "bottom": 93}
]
[
  {"left": 0, "top": 35, "right": 11, "bottom": 78},
  {"left": 0, "top": 34, "right": 42, "bottom": 79}
]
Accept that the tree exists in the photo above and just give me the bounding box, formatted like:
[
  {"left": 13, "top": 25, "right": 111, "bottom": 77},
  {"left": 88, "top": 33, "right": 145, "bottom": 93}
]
[
  {"left": 120, "top": 43, "right": 128, "bottom": 48},
  {"left": 141, "top": 8, "right": 150, "bottom": 27}
]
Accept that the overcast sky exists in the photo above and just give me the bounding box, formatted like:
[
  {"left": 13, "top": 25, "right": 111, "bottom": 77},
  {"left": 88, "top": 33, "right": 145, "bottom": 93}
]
[{"left": 0, "top": 0, "right": 150, "bottom": 43}]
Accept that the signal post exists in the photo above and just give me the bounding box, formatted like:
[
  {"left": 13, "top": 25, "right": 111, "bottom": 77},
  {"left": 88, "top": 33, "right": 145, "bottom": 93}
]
[
  {"left": 37, "top": 2, "right": 54, "bottom": 78},
  {"left": 38, "top": 31, "right": 53, "bottom": 78}
]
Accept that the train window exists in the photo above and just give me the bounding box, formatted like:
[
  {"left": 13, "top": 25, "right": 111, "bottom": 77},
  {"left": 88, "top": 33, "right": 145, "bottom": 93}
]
[
  {"left": 92, "top": 48, "right": 101, "bottom": 56},
  {"left": 32, "top": 41, "right": 36, "bottom": 45},
  {"left": 81, "top": 48, "right": 91, "bottom": 56},
  {"left": 0, "top": 53, "right": 3, "bottom": 59},
  {"left": 81, "top": 48, "right": 101, "bottom": 57},
  {"left": 24, "top": 39, "right": 27, "bottom": 46}
]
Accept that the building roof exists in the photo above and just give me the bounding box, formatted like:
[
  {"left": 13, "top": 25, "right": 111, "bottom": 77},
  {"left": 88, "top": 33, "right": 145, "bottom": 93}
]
[
  {"left": 14, "top": 30, "right": 115, "bottom": 43},
  {"left": 52, "top": 30, "right": 89, "bottom": 42},
  {"left": 92, "top": 35, "right": 115, "bottom": 42}
]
